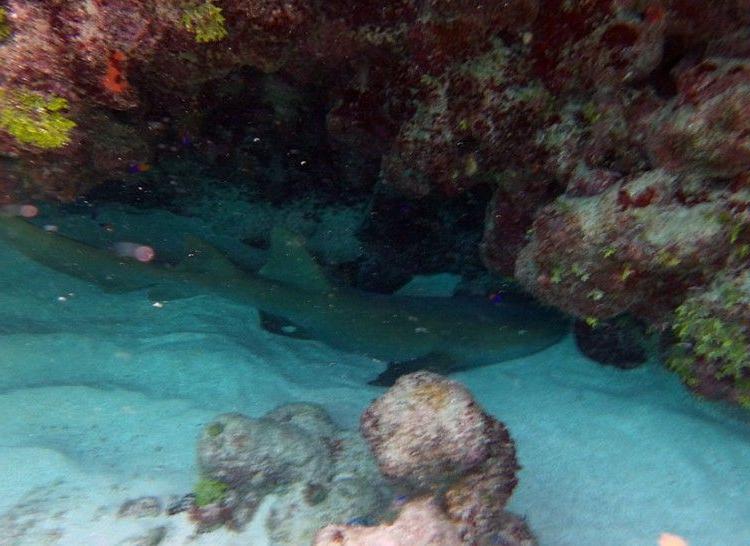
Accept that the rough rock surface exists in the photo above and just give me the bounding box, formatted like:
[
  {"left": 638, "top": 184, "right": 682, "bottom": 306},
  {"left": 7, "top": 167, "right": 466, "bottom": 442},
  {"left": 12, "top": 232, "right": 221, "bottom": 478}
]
[
  {"left": 191, "top": 403, "right": 390, "bottom": 541},
  {"left": 573, "top": 316, "right": 648, "bottom": 369},
  {"left": 360, "top": 371, "right": 523, "bottom": 545},
  {"left": 313, "top": 497, "right": 464, "bottom": 546},
  {"left": 515, "top": 169, "right": 731, "bottom": 323},
  {"left": 5, "top": 1, "right": 750, "bottom": 407},
  {"left": 664, "top": 270, "right": 750, "bottom": 408}
]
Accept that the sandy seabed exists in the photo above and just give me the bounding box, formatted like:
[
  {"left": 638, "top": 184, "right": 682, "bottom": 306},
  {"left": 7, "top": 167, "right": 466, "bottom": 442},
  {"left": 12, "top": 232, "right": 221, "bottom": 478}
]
[{"left": 0, "top": 219, "right": 749, "bottom": 546}]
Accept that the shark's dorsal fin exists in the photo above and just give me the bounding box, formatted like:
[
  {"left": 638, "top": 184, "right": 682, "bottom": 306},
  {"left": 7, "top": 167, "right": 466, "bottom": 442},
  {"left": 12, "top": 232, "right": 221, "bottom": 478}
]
[
  {"left": 259, "top": 227, "right": 331, "bottom": 292},
  {"left": 395, "top": 273, "right": 461, "bottom": 298},
  {"left": 178, "top": 236, "right": 238, "bottom": 277}
]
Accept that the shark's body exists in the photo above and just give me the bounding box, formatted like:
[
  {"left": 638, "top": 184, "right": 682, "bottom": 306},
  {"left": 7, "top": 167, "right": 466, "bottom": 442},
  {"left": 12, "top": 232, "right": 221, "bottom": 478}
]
[{"left": 0, "top": 214, "right": 568, "bottom": 384}]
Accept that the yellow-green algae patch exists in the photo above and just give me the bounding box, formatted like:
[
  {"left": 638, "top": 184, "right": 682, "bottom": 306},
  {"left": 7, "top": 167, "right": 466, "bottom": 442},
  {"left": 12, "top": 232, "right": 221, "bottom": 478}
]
[
  {"left": 0, "top": 89, "right": 76, "bottom": 149},
  {"left": 0, "top": 8, "right": 11, "bottom": 42},
  {"left": 668, "top": 275, "right": 750, "bottom": 408},
  {"left": 182, "top": 1, "right": 228, "bottom": 43}
]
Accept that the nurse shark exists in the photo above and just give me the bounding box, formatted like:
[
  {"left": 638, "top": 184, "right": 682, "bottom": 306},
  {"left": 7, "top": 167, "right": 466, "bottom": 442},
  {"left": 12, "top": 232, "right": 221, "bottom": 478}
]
[{"left": 0, "top": 213, "right": 568, "bottom": 385}]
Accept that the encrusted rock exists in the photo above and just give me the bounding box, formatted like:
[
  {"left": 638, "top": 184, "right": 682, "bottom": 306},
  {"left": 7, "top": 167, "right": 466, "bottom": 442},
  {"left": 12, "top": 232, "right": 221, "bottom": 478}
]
[
  {"left": 192, "top": 403, "right": 391, "bottom": 542},
  {"left": 115, "top": 526, "right": 168, "bottom": 546},
  {"left": 117, "top": 496, "right": 162, "bottom": 518},
  {"left": 264, "top": 402, "right": 339, "bottom": 438},
  {"left": 197, "top": 411, "right": 332, "bottom": 493},
  {"left": 647, "top": 58, "right": 750, "bottom": 178},
  {"left": 361, "top": 371, "right": 521, "bottom": 544},
  {"left": 664, "top": 269, "right": 750, "bottom": 408},
  {"left": 313, "top": 497, "right": 463, "bottom": 546},
  {"left": 574, "top": 316, "right": 648, "bottom": 369},
  {"left": 514, "top": 169, "right": 731, "bottom": 324}
]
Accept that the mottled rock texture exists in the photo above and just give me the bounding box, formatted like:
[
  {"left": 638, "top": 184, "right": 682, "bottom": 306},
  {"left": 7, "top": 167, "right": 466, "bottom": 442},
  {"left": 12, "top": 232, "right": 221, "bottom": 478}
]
[
  {"left": 4, "top": 1, "right": 750, "bottom": 406},
  {"left": 360, "top": 372, "right": 525, "bottom": 545}
]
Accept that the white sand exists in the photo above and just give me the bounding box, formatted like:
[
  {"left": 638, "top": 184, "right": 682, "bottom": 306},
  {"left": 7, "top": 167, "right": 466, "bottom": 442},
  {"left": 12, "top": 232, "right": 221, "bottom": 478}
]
[{"left": 1, "top": 227, "right": 749, "bottom": 546}]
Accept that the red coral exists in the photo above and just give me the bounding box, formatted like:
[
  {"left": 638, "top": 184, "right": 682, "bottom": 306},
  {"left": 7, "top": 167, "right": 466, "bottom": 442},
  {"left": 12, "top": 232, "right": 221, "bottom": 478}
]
[
  {"left": 618, "top": 186, "right": 656, "bottom": 209},
  {"left": 102, "top": 50, "right": 129, "bottom": 94}
]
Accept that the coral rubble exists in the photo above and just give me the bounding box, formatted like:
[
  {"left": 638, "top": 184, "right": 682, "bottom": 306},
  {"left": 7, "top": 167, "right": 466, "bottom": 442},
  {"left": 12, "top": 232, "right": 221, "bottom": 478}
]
[
  {"left": 189, "top": 374, "right": 534, "bottom": 544},
  {"left": 190, "top": 403, "right": 390, "bottom": 542}
]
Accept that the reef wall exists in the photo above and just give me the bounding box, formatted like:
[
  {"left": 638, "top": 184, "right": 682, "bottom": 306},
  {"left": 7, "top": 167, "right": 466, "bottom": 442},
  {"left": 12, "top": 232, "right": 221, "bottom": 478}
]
[{"left": 3, "top": 0, "right": 750, "bottom": 406}]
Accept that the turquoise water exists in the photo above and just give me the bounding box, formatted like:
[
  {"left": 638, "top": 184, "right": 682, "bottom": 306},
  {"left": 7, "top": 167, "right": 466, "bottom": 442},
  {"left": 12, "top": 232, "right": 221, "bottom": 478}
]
[{"left": 0, "top": 203, "right": 748, "bottom": 545}]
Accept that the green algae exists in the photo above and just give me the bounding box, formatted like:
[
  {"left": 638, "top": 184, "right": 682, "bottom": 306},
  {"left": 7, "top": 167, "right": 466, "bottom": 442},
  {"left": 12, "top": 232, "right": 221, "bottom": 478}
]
[
  {"left": 668, "top": 297, "right": 750, "bottom": 408},
  {"left": 0, "top": 89, "right": 76, "bottom": 149},
  {"left": 194, "top": 477, "right": 230, "bottom": 506},
  {"left": 0, "top": 8, "right": 11, "bottom": 42},
  {"left": 206, "top": 422, "right": 224, "bottom": 437},
  {"left": 182, "top": 1, "right": 228, "bottom": 43}
]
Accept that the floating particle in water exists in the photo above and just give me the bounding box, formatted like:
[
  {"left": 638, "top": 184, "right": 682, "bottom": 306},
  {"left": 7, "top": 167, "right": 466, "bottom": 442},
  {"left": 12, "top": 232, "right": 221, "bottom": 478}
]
[
  {"left": 113, "top": 241, "right": 155, "bottom": 262},
  {"left": 1, "top": 203, "right": 38, "bottom": 217}
]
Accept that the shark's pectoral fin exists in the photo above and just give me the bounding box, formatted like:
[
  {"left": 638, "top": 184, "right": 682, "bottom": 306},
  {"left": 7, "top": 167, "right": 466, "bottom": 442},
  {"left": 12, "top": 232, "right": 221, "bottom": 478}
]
[
  {"left": 368, "top": 352, "right": 457, "bottom": 387},
  {"left": 258, "top": 310, "right": 311, "bottom": 339}
]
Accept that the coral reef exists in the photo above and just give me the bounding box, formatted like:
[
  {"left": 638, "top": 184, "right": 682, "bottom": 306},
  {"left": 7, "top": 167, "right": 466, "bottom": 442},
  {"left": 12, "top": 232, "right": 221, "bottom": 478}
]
[
  {"left": 4, "top": 0, "right": 750, "bottom": 407},
  {"left": 359, "top": 371, "right": 526, "bottom": 545},
  {"left": 515, "top": 169, "right": 732, "bottom": 323},
  {"left": 665, "top": 270, "right": 750, "bottom": 408},
  {"left": 0, "top": 7, "right": 10, "bottom": 43},
  {"left": 0, "top": 90, "right": 76, "bottom": 150},
  {"left": 646, "top": 56, "right": 750, "bottom": 178},
  {"left": 182, "top": 1, "right": 228, "bottom": 43},
  {"left": 190, "top": 403, "right": 390, "bottom": 541}
]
